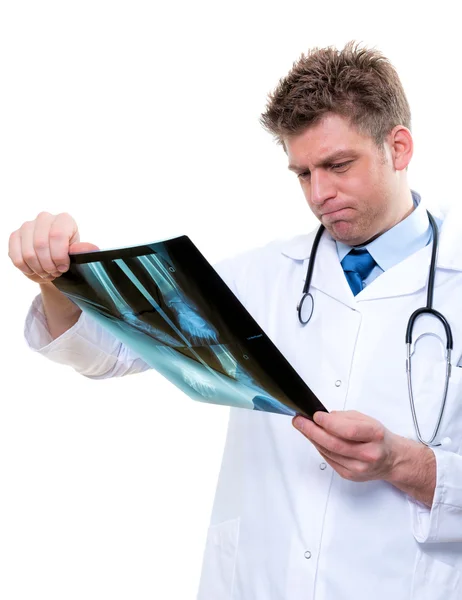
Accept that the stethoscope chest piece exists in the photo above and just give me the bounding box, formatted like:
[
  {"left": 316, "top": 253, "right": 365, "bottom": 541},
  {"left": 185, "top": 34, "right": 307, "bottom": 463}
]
[{"left": 297, "top": 292, "right": 314, "bottom": 325}]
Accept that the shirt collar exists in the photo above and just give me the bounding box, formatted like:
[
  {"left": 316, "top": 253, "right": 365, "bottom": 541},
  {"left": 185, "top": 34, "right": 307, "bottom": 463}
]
[
  {"left": 280, "top": 194, "right": 462, "bottom": 273},
  {"left": 335, "top": 190, "right": 431, "bottom": 271}
]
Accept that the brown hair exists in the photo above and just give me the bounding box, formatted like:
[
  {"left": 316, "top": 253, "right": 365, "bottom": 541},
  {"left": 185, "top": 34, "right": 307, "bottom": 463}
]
[{"left": 260, "top": 41, "right": 411, "bottom": 148}]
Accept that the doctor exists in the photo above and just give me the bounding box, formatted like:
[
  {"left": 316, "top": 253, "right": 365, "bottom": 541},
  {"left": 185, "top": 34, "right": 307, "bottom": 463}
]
[{"left": 9, "top": 42, "right": 462, "bottom": 598}]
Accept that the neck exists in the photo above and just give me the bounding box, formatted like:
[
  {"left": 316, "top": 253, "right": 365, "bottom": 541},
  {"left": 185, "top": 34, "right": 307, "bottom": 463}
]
[{"left": 363, "top": 189, "right": 415, "bottom": 246}]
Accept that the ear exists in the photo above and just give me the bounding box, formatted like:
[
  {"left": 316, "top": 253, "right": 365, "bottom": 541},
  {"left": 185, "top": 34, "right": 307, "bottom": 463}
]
[{"left": 386, "top": 126, "right": 413, "bottom": 171}]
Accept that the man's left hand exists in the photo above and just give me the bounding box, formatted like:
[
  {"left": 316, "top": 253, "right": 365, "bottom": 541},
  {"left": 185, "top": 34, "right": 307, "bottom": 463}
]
[{"left": 292, "top": 410, "right": 436, "bottom": 506}]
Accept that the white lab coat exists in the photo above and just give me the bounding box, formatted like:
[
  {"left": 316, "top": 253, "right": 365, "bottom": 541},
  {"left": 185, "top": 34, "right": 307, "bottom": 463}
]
[{"left": 25, "top": 210, "right": 462, "bottom": 599}]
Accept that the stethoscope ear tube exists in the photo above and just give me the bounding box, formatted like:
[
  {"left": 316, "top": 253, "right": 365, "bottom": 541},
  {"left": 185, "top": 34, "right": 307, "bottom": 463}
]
[
  {"left": 405, "top": 212, "right": 454, "bottom": 447},
  {"left": 406, "top": 307, "right": 453, "bottom": 349},
  {"left": 406, "top": 333, "right": 452, "bottom": 447}
]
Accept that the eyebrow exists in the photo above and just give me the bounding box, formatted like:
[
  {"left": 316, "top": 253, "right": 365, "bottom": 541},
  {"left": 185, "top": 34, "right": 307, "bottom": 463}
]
[{"left": 288, "top": 150, "right": 358, "bottom": 172}]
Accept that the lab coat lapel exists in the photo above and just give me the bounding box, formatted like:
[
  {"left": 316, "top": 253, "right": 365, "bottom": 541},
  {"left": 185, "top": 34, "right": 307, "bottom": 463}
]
[
  {"left": 309, "top": 233, "right": 355, "bottom": 306},
  {"left": 280, "top": 229, "right": 355, "bottom": 307},
  {"left": 358, "top": 207, "right": 462, "bottom": 301},
  {"left": 281, "top": 209, "right": 462, "bottom": 305},
  {"left": 356, "top": 243, "right": 432, "bottom": 301}
]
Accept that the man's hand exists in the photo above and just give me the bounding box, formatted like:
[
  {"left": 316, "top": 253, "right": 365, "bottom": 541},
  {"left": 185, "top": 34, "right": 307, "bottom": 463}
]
[
  {"left": 293, "top": 410, "right": 396, "bottom": 482},
  {"left": 9, "top": 211, "right": 98, "bottom": 283},
  {"left": 9, "top": 211, "right": 100, "bottom": 340},
  {"left": 293, "top": 410, "right": 436, "bottom": 506}
]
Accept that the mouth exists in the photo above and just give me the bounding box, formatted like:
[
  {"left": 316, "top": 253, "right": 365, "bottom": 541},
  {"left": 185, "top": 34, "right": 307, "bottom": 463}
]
[{"left": 321, "top": 207, "right": 352, "bottom": 220}]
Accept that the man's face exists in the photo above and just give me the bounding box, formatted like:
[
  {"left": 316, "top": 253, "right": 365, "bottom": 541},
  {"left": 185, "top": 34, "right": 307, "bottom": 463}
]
[{"left": 285, "top": 113, "right": 406, "bottom": 246}]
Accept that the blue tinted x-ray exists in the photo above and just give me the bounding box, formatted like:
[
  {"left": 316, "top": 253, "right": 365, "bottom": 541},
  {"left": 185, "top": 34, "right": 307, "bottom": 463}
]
[{"left": 53, "top": 236, "right": 325, "bottom": 418}]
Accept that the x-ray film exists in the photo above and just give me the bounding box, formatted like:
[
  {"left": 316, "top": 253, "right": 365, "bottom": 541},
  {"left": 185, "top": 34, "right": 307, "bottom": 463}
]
[{"left": 53, "top": 236, "right": 326, "bottom": 418}]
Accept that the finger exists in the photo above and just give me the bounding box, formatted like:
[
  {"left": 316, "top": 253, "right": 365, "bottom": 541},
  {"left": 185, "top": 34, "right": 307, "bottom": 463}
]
[
  {"left": 313, "top": 441, "right": 363, "bottom": 469},
  {"left": 9, "top": 229, "right": 35, "bottom": 276},
  {"left": 33, "top": 212, "right": 62, "bottom": 275},
  {"left": 69, "top": 242, "right": 100, "bottom": 253},
  {"left": 48, "top": 213, "right": 80, "bottom": 274},
  {"left": 19, "top": 221, "right": 51, "bottom": 279},
  {"left": 313, "top": 411, "right": 384, "bottom": 443},
  {"left": 339, "top": 410, "right": 377, "bottom": 422},
  {"left": 314, "top": 431, "right": 392, "bottom": 478},
  {"left": 314, "top": 443, "right": 353, "bottom": 471},
  {"left": 293, "top": 416, "right": 360, "bottom": 458},
  {"left": 312, "top": 442, "right": 370, "bottom": 481}
]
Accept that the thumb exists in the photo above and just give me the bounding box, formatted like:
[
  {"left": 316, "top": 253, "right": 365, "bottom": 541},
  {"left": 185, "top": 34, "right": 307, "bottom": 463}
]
[{"left": 69, "top": 242, "right": 100, "bottom": 253}]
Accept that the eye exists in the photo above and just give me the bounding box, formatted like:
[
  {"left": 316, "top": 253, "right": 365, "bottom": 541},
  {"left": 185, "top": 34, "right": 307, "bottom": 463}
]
[
  {"left": 331, "top": 161, "right": 351, "bottom": 172},
  {"left": 297, "top": 171, "right": 311, "bottom": 181}
]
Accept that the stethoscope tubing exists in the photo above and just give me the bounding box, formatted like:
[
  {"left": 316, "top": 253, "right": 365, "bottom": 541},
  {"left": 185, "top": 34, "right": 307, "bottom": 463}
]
[
  {"left": 297, "top": 224, "right": 325, "bottom": 325},
  {"left": 297, "top": 211, "right": 453, "bottom": 447}
]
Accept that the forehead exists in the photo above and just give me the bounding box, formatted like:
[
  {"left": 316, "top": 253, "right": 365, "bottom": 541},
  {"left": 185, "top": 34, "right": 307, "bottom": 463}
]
[{"left": 284, "top": 113, "right": 375, "bottom": 167}]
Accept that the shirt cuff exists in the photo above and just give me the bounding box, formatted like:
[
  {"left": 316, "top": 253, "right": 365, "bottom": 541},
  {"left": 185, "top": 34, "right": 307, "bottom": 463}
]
[
  {"left": 410, "top": 446, "right": 462, "bottom": 543},
  {"left": 25, "top": 293, "right": 77, "bottom": 350},
  {"left": 23, "top": 293, "right": 147, "bottom": 378}
]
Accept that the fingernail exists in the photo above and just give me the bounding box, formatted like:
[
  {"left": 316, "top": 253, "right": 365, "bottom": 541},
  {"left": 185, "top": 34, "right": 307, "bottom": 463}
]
[
  {"left": 313, "top": 412, "right": 325, "bottom": 424},
  {"left": 57, "top": 265, "right": 68, "bottom": 272},
  {"left": 293, "top": 417, "right": 305, "bottom": 432}
]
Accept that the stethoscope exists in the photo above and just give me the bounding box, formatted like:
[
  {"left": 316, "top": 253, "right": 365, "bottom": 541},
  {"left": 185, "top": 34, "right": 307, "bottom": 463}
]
[{"left": 297, "top": 211, "right": 453, "bottom": 447}]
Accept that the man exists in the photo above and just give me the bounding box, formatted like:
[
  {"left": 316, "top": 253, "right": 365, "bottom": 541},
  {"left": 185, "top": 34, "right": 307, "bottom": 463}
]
[{"left": 9, "top": 42, "right": 462, "bottom": 598}]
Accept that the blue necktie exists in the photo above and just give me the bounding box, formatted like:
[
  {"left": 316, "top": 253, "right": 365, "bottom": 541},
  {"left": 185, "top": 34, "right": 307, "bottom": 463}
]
[{"left": 341, "top": 248, "right": 377, "bottom": 296}]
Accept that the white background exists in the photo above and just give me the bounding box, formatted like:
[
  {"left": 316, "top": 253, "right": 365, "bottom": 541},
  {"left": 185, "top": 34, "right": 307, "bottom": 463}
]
[{"left": 1, "top": 1, "right": 461, "bottom": 598}]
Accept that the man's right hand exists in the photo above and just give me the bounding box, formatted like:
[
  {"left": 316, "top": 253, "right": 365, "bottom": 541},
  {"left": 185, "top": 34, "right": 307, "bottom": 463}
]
[{"left": 8, "top": 211, "right": 99, "bottom": 283}]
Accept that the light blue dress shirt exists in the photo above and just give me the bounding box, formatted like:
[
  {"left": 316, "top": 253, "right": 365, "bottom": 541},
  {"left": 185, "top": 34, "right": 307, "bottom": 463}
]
[{"left": 336, "top": 190, "right": 433, "bottom": 289}]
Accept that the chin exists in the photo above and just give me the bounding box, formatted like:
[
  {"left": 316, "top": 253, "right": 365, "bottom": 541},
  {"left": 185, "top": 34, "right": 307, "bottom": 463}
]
[
  {"left": 329, "top": 222, "right": 358, "bottom": 244},
  {"left": 329, "top": 220, "right": 372, "bottom": 246}
]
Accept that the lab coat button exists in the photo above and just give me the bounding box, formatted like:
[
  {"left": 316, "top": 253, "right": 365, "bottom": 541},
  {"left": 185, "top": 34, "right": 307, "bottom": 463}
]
[
  {"left": 319, "top": 462, "right": 327, "bottom": 470},
  {"left": 304, "top": 551, "right": 312, "bottom": 559},
  {"left": 335, "top": 380, "right": 342, "bottom": 387}
]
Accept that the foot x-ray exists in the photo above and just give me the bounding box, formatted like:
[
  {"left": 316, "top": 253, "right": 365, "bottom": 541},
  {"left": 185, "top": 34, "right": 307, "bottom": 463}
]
[{"left": 53, "top": 236, "right": 325, "bottom": 418}]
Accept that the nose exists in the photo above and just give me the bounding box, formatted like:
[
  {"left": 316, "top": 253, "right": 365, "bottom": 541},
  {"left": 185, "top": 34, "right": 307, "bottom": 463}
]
[{"left": 310, "top": 169, "right": 336, "bottom": 206}]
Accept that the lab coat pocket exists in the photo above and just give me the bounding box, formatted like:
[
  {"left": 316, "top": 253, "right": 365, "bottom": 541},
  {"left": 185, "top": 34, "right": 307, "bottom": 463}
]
[
  {"left": 196, "top": 517, "right": 240, "bottom": 600},
  {"left": 411, "top": 550, "right": 461, "bottom": 599}
]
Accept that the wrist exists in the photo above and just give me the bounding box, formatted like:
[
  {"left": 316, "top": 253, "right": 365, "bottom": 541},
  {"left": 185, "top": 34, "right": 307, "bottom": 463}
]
[
  {"left": 39, "top": 282, "right": 82, "bottom": 340},
  {"left": 386, "top": 434, "right": 436, "bottom": 507},
  {"left": 40, "top": 282, "right": 78, "bottom": 311},
  {"left": 386, "top": 434, "right": 418, "bottom": 485}
]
